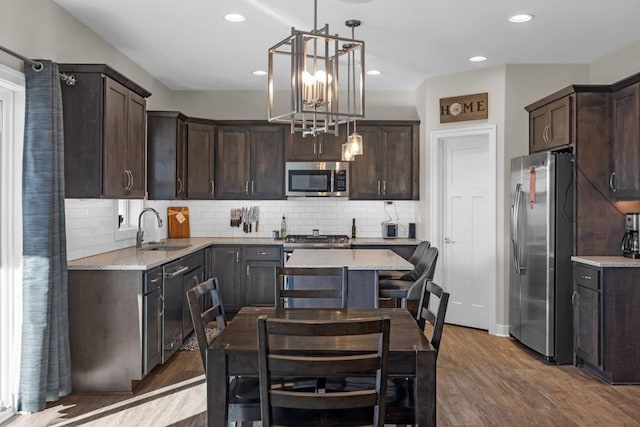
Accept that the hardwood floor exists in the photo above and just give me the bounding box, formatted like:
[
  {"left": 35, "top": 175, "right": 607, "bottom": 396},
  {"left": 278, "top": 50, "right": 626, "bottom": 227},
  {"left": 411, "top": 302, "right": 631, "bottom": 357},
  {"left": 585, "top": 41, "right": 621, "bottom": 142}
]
[{"left": 4, "top": 325, "right": 640, "bottom": 426}]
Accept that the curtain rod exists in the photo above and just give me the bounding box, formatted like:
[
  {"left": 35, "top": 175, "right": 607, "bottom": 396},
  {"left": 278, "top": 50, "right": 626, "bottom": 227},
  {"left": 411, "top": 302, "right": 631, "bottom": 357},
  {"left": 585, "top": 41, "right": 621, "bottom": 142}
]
[
  {"left": 0, "top": 44, "right": 43, "bottom": 71},
  {"left": 0, "top": 44, "right": 76, "bottom": 85}
]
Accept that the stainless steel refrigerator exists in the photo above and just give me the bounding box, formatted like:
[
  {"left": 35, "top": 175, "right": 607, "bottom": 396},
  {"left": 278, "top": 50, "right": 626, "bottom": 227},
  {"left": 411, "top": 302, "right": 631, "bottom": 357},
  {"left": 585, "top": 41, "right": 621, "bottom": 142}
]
[{"left": 509, "top": 151, "right": 574, "bottom": 364}]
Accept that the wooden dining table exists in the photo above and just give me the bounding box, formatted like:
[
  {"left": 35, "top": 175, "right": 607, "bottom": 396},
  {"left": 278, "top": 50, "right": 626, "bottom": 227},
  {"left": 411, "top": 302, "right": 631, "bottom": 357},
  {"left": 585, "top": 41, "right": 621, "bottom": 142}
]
[{"left": 206, "top": 306, "right": 436, "bottom": 426}]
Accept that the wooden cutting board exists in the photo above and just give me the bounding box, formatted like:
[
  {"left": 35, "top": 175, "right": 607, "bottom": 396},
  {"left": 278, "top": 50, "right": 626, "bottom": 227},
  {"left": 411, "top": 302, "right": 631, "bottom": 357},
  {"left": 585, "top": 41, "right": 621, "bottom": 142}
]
[{"left": 168, "top": 207, "right": 190, "bottom": 238}]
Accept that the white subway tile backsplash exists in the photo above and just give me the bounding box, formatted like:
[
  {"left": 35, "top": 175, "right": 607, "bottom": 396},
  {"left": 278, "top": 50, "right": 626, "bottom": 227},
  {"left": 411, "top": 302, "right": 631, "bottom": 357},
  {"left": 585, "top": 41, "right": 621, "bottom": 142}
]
[{"left": 65, "top": 198, "right": 417, "bottom": 260}]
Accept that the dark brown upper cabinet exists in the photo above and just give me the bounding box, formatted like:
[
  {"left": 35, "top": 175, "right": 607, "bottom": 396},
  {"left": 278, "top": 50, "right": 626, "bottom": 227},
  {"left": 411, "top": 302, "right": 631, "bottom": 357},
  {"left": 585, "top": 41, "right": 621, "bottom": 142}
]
[
  {"left": 286, "top": 124, "right": 345, "bottom": 161},
  {"left": 527, "top": 96, "right": 572, "bottom": 153},
  {"left": 59, "top": 64, "right": 151, "bottom": 199},
  {"left": 610, "top": 83, "right": 640, "bottom": 199},
  {"left": 186, "top": 120, "right": 216, "bottom": 199},
  {"left": 147, "top": 111, "right": 188, "bottom": 200},
  {"left": 349, "top": 122, "right": 419, "bottom": 200},
  {"left": 215, "top": 124, "right": 285, "bottom": 200}
]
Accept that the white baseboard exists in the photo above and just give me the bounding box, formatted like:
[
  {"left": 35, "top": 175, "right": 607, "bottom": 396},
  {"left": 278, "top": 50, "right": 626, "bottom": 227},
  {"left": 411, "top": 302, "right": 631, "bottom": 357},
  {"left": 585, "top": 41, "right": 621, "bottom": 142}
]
[{"left": 492, "top": 324, "right": 510, "bottom": 337}]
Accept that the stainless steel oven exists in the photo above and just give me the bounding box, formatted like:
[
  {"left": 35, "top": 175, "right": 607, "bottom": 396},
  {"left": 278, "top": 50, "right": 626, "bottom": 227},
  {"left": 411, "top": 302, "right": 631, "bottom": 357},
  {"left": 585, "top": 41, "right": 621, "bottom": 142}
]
[{"left": 285, "top": 161, "right": 349, "bottom": 197}]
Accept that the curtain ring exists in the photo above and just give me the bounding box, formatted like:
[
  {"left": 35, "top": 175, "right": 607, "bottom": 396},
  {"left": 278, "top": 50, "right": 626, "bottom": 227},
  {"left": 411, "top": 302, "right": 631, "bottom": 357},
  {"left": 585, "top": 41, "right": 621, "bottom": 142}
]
[{"left": 32, "top": 62, "right": 44, "bottom": 72}]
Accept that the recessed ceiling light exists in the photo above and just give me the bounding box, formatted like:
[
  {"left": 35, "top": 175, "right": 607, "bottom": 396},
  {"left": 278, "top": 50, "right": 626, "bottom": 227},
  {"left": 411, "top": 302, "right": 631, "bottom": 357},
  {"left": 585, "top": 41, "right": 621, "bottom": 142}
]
[
  {"left": 469, "top": 56, "right": 487, "bottom": 62},
  {"left": 366, "top": 70, "right": 382, "bottom": 76},
  {"left": 509, "top": 14, "right": 533, "bottom": 23},
  {"left": 224, "top": 13, "right": 246, "bottom": 23},
  {"left": 252, "top": 70, "right": 267, "bottom": 76}
]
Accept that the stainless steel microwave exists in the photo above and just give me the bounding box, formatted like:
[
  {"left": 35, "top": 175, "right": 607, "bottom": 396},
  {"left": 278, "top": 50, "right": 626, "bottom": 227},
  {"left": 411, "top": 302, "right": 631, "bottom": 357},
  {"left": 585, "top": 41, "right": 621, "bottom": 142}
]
[{"left": 285, "top": 162, "right": 349, "bottom": 197}]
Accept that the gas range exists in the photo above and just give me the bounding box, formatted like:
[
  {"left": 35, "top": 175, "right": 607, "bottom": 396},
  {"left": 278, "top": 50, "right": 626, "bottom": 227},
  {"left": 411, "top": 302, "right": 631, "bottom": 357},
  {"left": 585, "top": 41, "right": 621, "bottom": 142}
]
[{"left": 282, "top": 234, "right": 351, "bottom": 250}]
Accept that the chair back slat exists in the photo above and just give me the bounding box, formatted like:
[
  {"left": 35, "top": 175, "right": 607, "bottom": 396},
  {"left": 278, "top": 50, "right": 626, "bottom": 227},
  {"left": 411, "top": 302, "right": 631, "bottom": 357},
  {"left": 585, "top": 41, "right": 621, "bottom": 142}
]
[
  {"left": 275, "top": 266, "right": 348, "bottom": 308},
  {"left": 186, "top": 277, "right": 226, "bottom": 370},
  {"left": 258, "top": 315, "right": 390, "bottom": 427},
  {"left": 416, "top": 281, "right": 450, "bottom": 357}
]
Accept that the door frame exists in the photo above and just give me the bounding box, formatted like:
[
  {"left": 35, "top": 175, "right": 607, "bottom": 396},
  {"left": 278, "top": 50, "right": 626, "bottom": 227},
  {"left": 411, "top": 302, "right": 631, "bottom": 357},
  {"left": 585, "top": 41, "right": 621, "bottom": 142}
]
[{"left": 429, "top": 125, "right": 497, "bottom": 335}]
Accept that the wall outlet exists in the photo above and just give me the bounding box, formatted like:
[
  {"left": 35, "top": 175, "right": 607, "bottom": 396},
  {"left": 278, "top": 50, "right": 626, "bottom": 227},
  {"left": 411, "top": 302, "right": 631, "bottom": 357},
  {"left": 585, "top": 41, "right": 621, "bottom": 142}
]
[{"left": 385, "top": 200, "right": 394, "bottom": 205}]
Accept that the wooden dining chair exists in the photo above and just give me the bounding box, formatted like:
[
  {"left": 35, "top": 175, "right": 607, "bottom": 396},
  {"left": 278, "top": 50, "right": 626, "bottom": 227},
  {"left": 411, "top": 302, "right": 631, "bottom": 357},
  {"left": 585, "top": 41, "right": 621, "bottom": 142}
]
[
  {"left": 186, "top": 278, "right": 261, "bottom": 426},
  {"left": 257, "top": 315, "right": 390, "bottom": 427},
  {"left": 275, "top": 266, "right": 348, "bottom": 308},
  {"left": 385, "top": 280, "right": 450, "bottom": 426}
]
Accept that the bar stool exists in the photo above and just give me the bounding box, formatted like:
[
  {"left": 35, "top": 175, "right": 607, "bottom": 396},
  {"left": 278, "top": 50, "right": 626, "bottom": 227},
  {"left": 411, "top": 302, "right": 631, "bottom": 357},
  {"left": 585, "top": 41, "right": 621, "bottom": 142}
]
[{"left": 378, "top": 247, "right": 438, "bottom": 308}]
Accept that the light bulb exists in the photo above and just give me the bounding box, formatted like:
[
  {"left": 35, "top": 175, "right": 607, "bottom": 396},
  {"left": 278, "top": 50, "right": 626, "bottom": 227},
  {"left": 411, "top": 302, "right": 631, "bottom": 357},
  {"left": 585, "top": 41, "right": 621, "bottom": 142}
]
[{"left": 341, "top": 143, "right": 355, "bottom": 161}]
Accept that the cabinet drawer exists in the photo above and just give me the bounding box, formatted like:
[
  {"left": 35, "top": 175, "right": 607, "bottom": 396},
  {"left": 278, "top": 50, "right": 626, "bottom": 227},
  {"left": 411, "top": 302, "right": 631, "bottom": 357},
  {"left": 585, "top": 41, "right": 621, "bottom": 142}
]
[
  {"left": 574, "top": 264, "right": 600, "bottom": 290},
  {"left": 181, "top": 250, "right": 204, "bottom": 272},
  {"left": 245, "top": 245, "right": 282, "bottom": 261},
  {"left": 144, "top": 267, "right": 163, "bottom": 293}
]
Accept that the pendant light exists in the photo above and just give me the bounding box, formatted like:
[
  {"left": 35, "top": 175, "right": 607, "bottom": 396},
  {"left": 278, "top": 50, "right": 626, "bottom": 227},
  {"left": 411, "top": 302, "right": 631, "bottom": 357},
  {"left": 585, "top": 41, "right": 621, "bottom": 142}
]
[
  {"left": 268, "top": 0, "right": 365, "bottom": 137},
  {"left": 345, "top": 19, "right": 363, "bottom": 156}
]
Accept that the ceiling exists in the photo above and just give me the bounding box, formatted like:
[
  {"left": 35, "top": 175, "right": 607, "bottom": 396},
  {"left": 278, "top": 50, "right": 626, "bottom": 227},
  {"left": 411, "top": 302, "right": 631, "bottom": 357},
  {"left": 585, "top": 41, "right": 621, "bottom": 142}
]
[{"left": 53, "top": 0, "right": 640, "bottom": 92}]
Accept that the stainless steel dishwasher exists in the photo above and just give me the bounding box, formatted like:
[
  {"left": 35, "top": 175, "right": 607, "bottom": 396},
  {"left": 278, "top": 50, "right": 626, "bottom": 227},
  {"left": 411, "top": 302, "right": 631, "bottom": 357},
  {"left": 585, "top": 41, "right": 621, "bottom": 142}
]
[{"left": 162, "top": 250, "right": 205, "bottom": 363}]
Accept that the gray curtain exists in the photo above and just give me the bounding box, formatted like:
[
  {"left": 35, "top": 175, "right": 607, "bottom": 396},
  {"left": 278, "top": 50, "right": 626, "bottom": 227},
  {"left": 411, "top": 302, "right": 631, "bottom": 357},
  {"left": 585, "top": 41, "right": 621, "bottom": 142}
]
[{"left": 18, "top": 60, "right": 71, "bottom": 412}]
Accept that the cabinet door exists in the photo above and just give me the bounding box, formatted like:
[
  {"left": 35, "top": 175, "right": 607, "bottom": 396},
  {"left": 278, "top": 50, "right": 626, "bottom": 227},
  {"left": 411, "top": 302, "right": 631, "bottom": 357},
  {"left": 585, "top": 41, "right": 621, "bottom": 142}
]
[
  {"left": 103, "top": 77, "right": 129, "bottom": 197},
  {"left": 382, "top": 126, "right": 414, "bottom": 200},
  {"left": 287, "top": 133, "right": 319, "bottom": 161},
  {"left": 251, "top": 126, "right": 285, "bottom": 199},
  {"left": 216, "top": 126, "right": 251, "bottom": 199},
  {"left": 209, "top": 247, "right": 244, "bottom": 311},
  {"left": 349, "top": 127, "right": 383, "bottom": 199},
  {"left": 126, "top": 90, "right": 146, "bottom": 198},
  {"left": 574, "top": 284, "right": 601, "bottom": 367},
  {"left": 187, "top": 122, "right": 216, "bottom": 199},
  {"left": 176, "top": 120, "right": 188, "bottom": 199},
  {"left": 318, "top": 125, "right": 346, "bottom": 161},
  {"left": 611, "top": 84, "right": 640, "bottom": 199},
  {"left": 143, "top": 267, "right": 163, "bottom": 375},
  {"left": 529, "top": 106, "right": 549, "bottom": 153},
  {"left": 245, "top": 261, "right": 279, "bottom": 306}
]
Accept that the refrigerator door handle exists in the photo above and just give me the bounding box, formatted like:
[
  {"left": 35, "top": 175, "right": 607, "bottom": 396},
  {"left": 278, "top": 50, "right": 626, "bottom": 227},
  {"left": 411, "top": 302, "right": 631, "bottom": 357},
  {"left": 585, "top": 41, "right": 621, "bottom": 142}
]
[{"left": 512, "top": 183, "right": 525, "bottom": 275}]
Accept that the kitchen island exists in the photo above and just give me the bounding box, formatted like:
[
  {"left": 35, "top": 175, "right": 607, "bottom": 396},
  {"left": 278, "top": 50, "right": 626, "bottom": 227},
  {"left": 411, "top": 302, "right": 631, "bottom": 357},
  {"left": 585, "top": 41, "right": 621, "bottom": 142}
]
[{"left": 286, "top": 248, "right": 413, "bottom": 307}]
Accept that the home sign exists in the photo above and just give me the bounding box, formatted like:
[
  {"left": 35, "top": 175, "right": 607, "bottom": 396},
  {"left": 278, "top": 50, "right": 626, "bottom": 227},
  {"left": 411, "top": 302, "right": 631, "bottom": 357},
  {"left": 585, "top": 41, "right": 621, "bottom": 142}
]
[{"left": 439, "top": 92, "right": 488, "bottom": 123}]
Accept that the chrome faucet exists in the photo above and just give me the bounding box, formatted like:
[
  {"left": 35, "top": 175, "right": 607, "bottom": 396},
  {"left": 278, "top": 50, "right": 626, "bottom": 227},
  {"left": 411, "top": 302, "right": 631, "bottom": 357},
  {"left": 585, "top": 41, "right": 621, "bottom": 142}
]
[{"left": 137, "top": 207, "right": 163, "bottom": 247}]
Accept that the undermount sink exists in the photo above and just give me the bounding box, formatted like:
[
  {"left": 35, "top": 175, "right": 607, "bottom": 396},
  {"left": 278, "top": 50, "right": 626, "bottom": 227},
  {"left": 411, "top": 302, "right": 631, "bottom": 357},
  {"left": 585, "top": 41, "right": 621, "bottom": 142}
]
[{"left": 139, "top": 243, "right": 191, "bottom": 251}]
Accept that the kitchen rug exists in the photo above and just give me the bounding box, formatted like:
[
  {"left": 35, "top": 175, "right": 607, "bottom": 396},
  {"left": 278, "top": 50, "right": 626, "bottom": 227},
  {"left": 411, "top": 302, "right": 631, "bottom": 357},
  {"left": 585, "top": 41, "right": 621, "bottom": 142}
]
[{"left": 180, "top": 327, "right": 219, "bottom": 351}]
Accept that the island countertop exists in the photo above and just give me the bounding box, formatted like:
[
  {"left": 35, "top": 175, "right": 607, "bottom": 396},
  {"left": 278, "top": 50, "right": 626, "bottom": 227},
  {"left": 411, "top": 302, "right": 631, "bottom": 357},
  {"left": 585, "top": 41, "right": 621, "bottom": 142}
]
[
  {"left": 571, "top": 255, "right": 640, "bottom": 268},
  {"left": 286, "top": 248, "right": 414, "bottom": 270}
]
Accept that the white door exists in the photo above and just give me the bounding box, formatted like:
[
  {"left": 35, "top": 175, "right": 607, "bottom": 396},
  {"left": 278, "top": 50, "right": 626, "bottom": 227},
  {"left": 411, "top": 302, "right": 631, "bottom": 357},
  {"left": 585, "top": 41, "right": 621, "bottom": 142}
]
[{"left": 430, "top": 126, "right": 496, "bottom": 331}]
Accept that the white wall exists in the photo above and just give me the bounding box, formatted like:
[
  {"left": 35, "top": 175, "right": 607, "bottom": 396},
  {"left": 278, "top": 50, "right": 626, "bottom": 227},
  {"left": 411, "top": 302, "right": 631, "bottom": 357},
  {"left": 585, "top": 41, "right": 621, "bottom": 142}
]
[
  {"left": 169, "top": 89, "right": 419, "bottom": 120},
  {"left": 590, "top": 39, "right": 640, "bottom": 84}
]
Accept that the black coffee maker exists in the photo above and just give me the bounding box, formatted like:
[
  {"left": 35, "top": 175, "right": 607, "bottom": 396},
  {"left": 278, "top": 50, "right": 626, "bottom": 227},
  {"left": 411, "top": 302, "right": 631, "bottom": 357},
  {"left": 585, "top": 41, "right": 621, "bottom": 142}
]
[{"left": 622, "top": 213, "right": 640, "bottom": 258}]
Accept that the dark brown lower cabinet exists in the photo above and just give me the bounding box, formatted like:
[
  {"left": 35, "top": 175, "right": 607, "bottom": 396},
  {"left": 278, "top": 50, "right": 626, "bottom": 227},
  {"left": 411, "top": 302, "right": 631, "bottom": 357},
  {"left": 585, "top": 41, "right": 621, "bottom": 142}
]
[
  {"left": 573, "top": 262, "right": 640, "bottom": 383},
  {"left": 208, "top": 245, "right": 283, "bottom": 313}
]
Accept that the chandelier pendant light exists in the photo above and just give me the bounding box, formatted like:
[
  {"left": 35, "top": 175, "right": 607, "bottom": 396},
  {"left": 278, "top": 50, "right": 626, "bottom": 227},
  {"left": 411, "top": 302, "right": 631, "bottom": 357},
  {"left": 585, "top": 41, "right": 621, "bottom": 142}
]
[{"left": 268, "top": 0, "right": 365, "bottom": 137}]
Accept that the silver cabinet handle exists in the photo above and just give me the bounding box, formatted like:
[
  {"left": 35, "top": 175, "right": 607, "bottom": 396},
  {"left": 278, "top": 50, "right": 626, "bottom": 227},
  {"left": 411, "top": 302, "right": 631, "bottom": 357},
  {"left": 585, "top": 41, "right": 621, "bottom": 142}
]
[
  {"left": 377, "top": 180, "right": 381, "bottom": 195},
  {"left": 245, "top": 181, "right": 249, "bottom": 195},
  {"left": 149, "top": 275, "right": 161, "bottom": 283},
  {"left": 571, "top": 290, "right": 577, "bottom": 307},
  {"left": 159, "top": 293, "right": 164, "bottom": 316},
  {"left": 193, "top": 276, "right": 200, "bottom": 285},
  {"left": 313, "top": 142, "right": 317, "bottom": 155},
  {"left": 543, "top": 124, "right": 550, "bottom": 144},
  {"left": 246, "top": 265, "right": 250, "bottom": 276},
  {"left": 128, "top": 170, "right": 134, "bottom": 191},
  {"left": 383, "top": 180, "right": 386, "bottom": 195},
  {"left": 257, "top": 251, "right": 269, "bottom": 256},
  {"left": 164, "top": 265, "right": 189, "bottom": 278},
  {"left": 579, "top": 274, "right": 592, "bottom": 280},
  {"left": 236, "top": 250, "right": 240, "bottom": 263},
  {"left": 177, "top": 178, "right": 183, "bottom": 195},
  {"left": 609, "top": 172, "right": 617, "bottom": 192},
  {"left": 210, "top": 180, "right": 215, "bottom": 195},
  {"left": 251, "top": 181, "right": 255, "bottom": 193},
  {"left": 123, "top": 170, "right": 129, "bottom": 191},
  {"left": 319, "top": 142, "right": 323, "bottom": 155}
]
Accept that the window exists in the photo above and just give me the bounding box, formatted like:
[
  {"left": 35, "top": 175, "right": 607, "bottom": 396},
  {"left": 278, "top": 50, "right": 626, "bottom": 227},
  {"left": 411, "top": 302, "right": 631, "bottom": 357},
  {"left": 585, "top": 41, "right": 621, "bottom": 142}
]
[
  {"left": 114, "top": 199, "right": 143, "bottom": 241},
  {"left": 0, "top": 64, "right": 25, "bottom": 423}
]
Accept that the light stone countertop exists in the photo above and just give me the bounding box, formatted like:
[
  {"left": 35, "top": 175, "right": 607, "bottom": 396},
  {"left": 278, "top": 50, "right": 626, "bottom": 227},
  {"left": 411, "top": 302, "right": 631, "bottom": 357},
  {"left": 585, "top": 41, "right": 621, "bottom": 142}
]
[
  {"left": 286, "top": 248, "right": 414, "bottom": 270},
  {"left": 67, "top": 237, "right": 421, "bottom": 271},
  {"left": 571, "top": 255, "right": 640, "bottom": 268}
]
